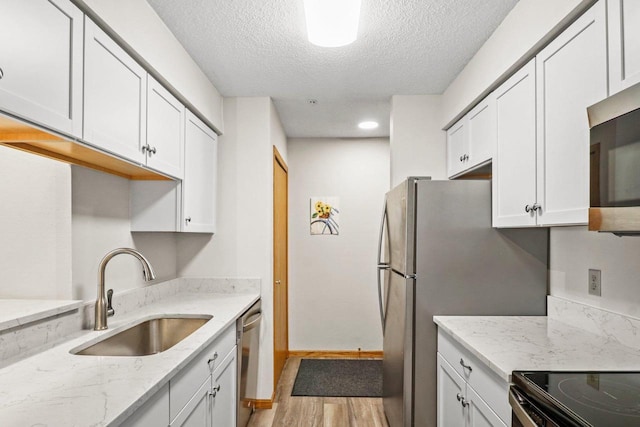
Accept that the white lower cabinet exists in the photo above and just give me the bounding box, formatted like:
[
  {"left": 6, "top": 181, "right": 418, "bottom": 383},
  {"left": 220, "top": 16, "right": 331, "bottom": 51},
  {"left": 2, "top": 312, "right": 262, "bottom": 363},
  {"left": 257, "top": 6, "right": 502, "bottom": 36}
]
[
  {"left": 437, "top": 330, "right": 509, "bottom": 427},
  {"left": 119, "top": 384, "right": 170, "bottom": 427},
  {"left": 121, "top": 325, "right": 237, "bottom": 427},
  {"left": 211, "top": 349, "right": 238, "bottom": 427}
]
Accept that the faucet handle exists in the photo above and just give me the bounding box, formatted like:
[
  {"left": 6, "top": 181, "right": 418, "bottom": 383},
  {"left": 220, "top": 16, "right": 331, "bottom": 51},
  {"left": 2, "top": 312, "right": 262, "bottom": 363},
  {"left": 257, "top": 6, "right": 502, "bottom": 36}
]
[{"left": 107, "top": 288, "right": 115, "bottom": 317}]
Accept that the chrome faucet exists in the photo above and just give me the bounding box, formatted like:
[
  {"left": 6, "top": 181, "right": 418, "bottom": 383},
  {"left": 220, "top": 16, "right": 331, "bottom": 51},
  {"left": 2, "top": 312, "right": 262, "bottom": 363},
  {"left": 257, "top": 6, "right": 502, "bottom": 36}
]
[{"left": 94, "top": 248, "right": 156, "bottom": 331}]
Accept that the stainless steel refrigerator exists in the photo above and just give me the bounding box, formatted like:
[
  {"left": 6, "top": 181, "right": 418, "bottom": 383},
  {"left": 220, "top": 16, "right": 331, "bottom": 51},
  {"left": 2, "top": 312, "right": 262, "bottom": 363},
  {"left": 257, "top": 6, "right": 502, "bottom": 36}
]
[{"left": 377, "top": 178, "right": 548, "bottom": 427}]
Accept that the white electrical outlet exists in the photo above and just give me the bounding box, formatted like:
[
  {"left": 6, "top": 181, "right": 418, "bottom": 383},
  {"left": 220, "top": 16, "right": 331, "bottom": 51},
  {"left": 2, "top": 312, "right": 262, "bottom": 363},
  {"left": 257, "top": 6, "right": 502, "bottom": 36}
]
[{"left": 589, "top": 269, "right": 601, "bottom": 296}]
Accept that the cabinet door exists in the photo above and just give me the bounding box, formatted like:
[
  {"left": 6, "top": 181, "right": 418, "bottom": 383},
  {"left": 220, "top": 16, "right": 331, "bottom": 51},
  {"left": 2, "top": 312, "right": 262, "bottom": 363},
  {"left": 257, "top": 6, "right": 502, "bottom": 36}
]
[
  {"left": 535, "top": 1, "right": 607, "bottom": 226},
  {"left": 0, "top": 0, "right": 83, "bottom": 137},
  {"left": 84, "top": 18, "right": 147, "bottom": 163},
  {"left": 121, "top": 384, "right": 170, "bottom": 427},
  {"left": 211, "top": 348, "right": 237, "bottom": 427},
  {"left": 467, "top": 93, "right": 496, "bottom": 168},
  {"left": 466, "top": 386, "right": 507, "bottom": 427},
  {"left": 183, "top": 111, "right": 217, "bottom": 233},
  {"left": 447, "top": 119, "right": 469, "bottom": 178},
  {"left": 493, "top": 59, "right": 537, "bottom": 228},
  {"left": 437, "top": 354, "right": 466, "bottom": 427},
  {"left": 147, "top": 77, "right": 185, "bottom": 178},
  {"left": 170, "top": 377, "right": 212, "bottom": 427},
  {"left": 608, "top": 0, "right": 640, "bottom": 94}
]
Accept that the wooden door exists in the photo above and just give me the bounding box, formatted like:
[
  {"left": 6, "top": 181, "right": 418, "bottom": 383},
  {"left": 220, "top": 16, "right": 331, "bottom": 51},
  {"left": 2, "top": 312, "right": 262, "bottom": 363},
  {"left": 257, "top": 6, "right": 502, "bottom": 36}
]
[{"left": 273, "top": 146, "right": 289, "bottom": 389}]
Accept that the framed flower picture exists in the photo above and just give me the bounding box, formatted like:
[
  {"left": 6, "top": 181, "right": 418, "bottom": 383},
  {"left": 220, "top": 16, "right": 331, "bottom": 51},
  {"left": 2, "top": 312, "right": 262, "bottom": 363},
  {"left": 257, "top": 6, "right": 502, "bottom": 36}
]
[{"left": 310, "top": 197, "right": 340, "bottom": 235}]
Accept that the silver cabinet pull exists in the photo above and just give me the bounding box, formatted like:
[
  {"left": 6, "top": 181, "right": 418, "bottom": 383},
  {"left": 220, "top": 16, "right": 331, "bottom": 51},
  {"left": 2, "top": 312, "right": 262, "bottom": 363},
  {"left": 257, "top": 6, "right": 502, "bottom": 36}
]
[
  {"left": 459, "top": 358, "right": 472, "bottom": 372},
  {"left": 0, "top": 67, "right": 4, "bottom": 79},
  {"left": 532, "top": 203, "right": 541, "bottom": 212},
  {"left": 456, "top": 393, "right": 469, "bottom": 407},
  {"left": 210, "top": 384, "right": 221, "bottom": 398},
  {"left": 150, "top": 146, "right": 157, "bottom": 155},
  {"left": 207, "top": 352, "right": 218, "bottom": 367},
  {"left": 525, "top": 205, "right": 532, "bottom": 213},
  {"left": 185, "top": 217, "right": 192, "bottom": 224},
  {"left": 142, "top": 144, "right": 149, "bottom": 154},
  {"left": 459, "top": 155, "right": 465, "bottom": 162}
]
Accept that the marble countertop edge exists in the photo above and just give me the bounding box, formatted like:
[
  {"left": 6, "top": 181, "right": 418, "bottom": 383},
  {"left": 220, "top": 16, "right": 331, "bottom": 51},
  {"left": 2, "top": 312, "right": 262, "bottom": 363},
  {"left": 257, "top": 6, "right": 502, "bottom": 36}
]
[{"left": 0, "top": 299, "right": 83, "bottom": 332}]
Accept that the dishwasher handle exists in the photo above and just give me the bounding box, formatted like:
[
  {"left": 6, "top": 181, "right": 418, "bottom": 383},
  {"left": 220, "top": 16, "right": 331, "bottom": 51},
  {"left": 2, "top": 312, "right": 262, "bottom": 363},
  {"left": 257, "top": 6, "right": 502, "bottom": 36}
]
[{"left": 243, "top": 311, "right": 262, "bottom": 332}]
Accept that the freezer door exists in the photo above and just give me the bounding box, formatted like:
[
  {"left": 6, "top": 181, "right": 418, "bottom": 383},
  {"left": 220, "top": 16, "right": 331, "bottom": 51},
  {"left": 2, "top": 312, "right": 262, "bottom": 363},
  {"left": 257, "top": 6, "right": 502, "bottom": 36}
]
[
  {"left": 383, "top": 271, "right": 414, "bottom": 427},
  {"left": 386, "top": 181, "right": 408, "bottom": 274}
]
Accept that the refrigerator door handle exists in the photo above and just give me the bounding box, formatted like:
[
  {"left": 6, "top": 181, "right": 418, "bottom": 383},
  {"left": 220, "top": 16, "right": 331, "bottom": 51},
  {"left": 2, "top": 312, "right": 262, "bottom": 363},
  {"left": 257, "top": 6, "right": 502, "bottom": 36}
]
[{"left": 377, "top": 199, "right": 389, "bottom": 332}]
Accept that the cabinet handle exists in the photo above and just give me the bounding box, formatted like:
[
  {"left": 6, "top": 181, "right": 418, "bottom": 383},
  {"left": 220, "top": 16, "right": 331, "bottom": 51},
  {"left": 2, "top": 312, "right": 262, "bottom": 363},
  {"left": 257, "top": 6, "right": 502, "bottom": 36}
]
[
  {"left": 459, "top": 358, "right": 472, "bottom": 372},
  {"left": 456, "top": 393, "right": 469, "bottom": 408},
  {"left": 463, "top": 154, "right": 469, "bottom": 161},
  {"left": 0, "top": 67, "right": 4, "bottom": 79},
  {"left": 209, "top": 384, "right": 221, "bottom": 398},
  {"left": 185, "top": 217, "right": 192, "bottom": 224},
  {"left": 150, "top": 146, "right": 157, "bottom": 155},
  {"left": 532, "top": 203, "right": 541, "bottom": 213},
  {"left": 207, "top": 352, "right": 218, "bottom": 368},
  {"left": 525, "top": 205, "right": 532, "bottom": 213},
  {"left": 459, "top": 155, "right": 464, "bottom": 162}
]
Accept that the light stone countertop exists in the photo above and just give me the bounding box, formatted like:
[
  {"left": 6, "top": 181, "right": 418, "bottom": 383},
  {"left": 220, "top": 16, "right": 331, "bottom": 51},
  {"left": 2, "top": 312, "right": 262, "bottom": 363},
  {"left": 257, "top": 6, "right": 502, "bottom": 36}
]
[
  {"left": 434, "top": 315, "right": 640, "bottom": 383},
  {"left": 0, "top": 291, "right": 259, "bottom": 427},
  {"left": 0, "top": 299, "right": 83, "bottom": 331}
]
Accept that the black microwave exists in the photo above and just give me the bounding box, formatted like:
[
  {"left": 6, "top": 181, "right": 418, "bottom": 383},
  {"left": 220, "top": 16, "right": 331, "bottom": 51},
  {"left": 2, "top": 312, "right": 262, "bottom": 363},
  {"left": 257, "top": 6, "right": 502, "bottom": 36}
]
[{"left": 588, "top": 82, "right": 640, "bottom": 235}]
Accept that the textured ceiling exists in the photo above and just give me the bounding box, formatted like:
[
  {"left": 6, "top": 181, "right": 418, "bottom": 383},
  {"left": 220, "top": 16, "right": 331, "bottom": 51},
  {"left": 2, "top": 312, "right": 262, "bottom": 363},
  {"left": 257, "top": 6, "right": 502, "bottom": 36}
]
[{"left": 146, "top": 0, "right": 518, "bottom": 138}]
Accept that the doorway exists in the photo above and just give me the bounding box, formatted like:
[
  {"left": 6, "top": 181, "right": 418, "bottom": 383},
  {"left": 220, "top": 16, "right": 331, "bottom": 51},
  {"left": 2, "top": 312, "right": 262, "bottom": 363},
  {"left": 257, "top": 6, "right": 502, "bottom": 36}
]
[{"left": 273, "top": 146, "right": 289, "bottom": 390}]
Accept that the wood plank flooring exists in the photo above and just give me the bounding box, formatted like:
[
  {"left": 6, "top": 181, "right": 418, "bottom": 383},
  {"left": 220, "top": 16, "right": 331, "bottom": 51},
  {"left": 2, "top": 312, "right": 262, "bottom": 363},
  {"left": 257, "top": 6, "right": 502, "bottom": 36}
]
[{"left": 247, "top": 357, "right": 389, "bottom": 427}]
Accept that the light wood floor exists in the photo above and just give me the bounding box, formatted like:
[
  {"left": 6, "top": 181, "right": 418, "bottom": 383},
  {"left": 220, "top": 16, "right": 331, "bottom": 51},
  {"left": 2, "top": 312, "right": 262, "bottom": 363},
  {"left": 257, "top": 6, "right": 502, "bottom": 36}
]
[{"left": 247, "top": 357, "right": 389, "bottom": 427}]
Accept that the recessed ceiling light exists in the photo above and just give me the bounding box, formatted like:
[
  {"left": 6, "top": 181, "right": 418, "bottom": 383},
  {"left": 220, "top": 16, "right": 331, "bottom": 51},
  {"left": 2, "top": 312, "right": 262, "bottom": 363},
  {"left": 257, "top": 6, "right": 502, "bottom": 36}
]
[
  {"left": 303, "top": 0, "right": 361, "bottom": 47},
  {"left": 358, "top": 121, "right": 379, "bottom": 130}
]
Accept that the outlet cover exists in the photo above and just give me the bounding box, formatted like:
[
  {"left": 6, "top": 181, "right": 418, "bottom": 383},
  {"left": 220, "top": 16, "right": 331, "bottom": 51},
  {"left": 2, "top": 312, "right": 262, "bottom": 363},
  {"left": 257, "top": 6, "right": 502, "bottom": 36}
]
[{"left": 589, "top": 269, "right": 601, "bottom": 296}]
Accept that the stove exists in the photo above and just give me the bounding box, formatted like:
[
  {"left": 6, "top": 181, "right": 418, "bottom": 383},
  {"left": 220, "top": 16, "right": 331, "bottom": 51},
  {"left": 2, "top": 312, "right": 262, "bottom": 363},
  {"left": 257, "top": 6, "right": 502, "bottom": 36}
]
[{"left": 510, "top": 371, "right": 640, "bottom": 427}]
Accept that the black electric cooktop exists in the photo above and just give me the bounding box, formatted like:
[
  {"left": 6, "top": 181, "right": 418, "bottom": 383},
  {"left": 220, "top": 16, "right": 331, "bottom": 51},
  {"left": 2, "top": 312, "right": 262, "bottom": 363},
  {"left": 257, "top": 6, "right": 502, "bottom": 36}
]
[{"left": 513, "top": 371, "right": 640, "bottom": 427}]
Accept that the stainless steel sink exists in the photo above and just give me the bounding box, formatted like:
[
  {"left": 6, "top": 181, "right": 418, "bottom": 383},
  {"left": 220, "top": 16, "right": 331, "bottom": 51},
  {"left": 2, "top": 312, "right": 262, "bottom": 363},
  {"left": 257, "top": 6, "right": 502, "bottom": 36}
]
[{"left": 72, "top": 315, "right": 212, "bottom": 356}]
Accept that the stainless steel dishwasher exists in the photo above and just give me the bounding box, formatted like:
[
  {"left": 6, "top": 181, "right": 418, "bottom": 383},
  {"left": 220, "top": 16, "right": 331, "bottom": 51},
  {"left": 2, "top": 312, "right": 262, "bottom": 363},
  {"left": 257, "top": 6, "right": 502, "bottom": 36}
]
[{"left": 237, "top": 300, "right": 262, "bottom": 427}]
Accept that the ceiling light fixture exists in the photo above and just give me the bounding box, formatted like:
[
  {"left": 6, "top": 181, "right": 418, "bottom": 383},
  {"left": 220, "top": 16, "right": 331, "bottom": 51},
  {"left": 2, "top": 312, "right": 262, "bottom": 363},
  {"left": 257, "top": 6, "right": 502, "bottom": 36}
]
[
  {"left": 303, "top": 0, "right": 361, "bottom": 47},
  {"left": 358, "top": 121, "right": 379, "bottom": 130}
]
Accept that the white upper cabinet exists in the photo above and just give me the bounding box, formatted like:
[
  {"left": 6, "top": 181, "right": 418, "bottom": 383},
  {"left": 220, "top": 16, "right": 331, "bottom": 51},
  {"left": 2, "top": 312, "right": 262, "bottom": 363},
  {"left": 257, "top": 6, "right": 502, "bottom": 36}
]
[
  {"left": 0, "top": 0, "right": 83, "bottom": 138},
  {"left": 84, "top": 17, "right": 147, "bottom": 164},
  {"left": 447, "top": 119, "right": 469, "bottom": 177},
  {"left": 535, "top": 0, "right": 607, "bottom": 226},
  {"left": 447, "top": 94, "right": 496, "bottom": 179},
  {"left": 493, "top": 59, "right": 538, "bottom": 228},
  {"left": 146, "top": 77, "right": 185, "bottom": 178},
  {"left": 608, "top": 0, "right": 640, "bottom": 94},
  {"left": 466, "top": 93, "right": 496, "bottom": 168},
  {"left": 183, "top": 111, "right": 218, "bottom": 233}
]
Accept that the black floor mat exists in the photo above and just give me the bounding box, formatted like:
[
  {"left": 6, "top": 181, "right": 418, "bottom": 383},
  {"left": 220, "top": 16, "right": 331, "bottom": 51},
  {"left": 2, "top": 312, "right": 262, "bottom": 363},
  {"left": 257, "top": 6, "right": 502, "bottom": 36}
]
[{"left": 291, "top": 359, "right": 383, "bottom": 397}]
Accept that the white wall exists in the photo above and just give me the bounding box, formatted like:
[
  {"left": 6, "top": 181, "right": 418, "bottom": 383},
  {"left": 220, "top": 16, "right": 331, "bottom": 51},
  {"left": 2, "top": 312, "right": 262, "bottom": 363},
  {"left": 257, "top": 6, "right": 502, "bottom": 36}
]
[
  {"left": 71, "top": 166, "right": 177, "bottom": 301},
  {"left": 287, "top": 138, "right": 389, "bottom": 351},
  {"left": 177, "top": 97, "right": 284, "bottom": 400},
  {"left": 76, "top": 0, "right": 224, "bottom": 133},
  {"left": 0, "top": 146, "right": 72, "bottom": 299},
  {"left": 441, "top": 0, "right": 594, "bottom": 128},
  {"left": 0, "top": 149, "right": 177, "bottom": 301},
  {"left": 550, "top": 227, "right": 640, "bottom": 318},
  {"left": 390, "top": 95, "right": 447, "bottom": 187}
]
